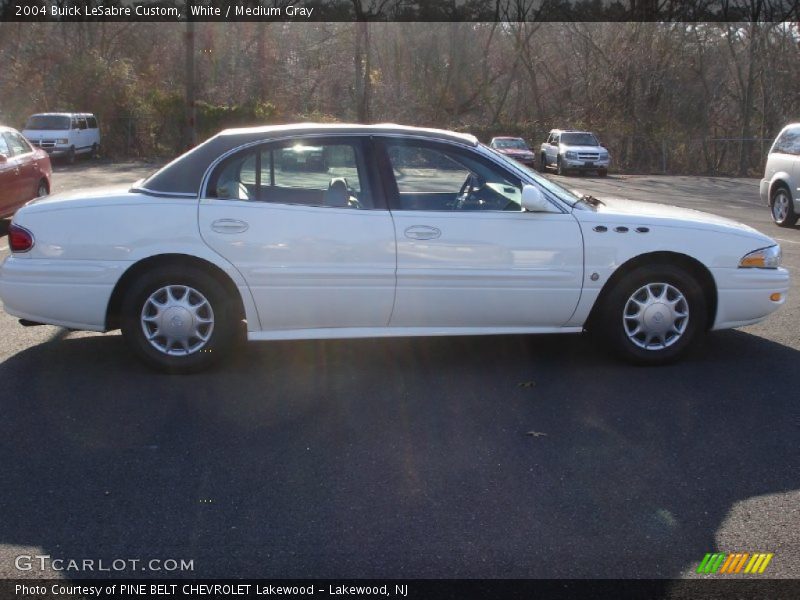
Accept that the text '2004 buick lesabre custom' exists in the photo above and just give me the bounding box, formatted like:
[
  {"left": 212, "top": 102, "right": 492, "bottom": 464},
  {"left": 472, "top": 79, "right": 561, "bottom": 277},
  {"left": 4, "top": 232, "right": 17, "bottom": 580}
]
[{"left": 0, "top": 124, "right": 790, "bottom": 372}]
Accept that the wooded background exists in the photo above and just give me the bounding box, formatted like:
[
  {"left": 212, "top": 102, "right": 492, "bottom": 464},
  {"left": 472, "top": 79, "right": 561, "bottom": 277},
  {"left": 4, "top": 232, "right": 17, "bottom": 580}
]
[{"left": 0, "top": 21, "right": 798, "bottom": 175}]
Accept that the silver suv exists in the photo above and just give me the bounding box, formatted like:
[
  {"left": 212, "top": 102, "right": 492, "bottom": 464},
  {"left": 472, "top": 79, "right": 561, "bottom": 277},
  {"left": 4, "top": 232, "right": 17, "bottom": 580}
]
[
  {"left": 761, "top": 123, "right": 800, "bottom": 227},
  {"left": 540, "top": 129, "right": 610, "bottom": 176}
]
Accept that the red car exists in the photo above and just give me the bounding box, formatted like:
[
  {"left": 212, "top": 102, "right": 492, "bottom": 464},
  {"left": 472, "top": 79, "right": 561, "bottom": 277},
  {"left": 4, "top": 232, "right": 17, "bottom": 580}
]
[
  {"left": 0, "top": 126, "right": 52, "bottom": 218},
  {"left": 489, "top": 136, "right": 537, "bottom": 168}
]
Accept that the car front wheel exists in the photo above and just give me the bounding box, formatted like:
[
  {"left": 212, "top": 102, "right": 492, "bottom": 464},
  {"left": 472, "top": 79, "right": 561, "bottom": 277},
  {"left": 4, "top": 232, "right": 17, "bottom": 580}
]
[
  {"left": 598, "top": 265, "right": 707, "bottom": 365},
  {"left": 121, "top": 266, "right": 236, "bottom": 373},
  {"left": 770, "top": 186, "right": 798, "bottom": 227}
]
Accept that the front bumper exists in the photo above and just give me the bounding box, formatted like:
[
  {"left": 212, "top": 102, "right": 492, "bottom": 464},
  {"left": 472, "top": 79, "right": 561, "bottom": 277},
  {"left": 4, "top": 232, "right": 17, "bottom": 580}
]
[
  {"left": 563, "top": 158, "right": 610, "bottom": 170},
  {"left": 31, "top": 144, "right": 70, "bottom": 157},
  {"left": 759, "top": 179, "right": 769, "bottom": 205},
  {"left": 500, "top": 154, "right": 536, "bottom": 167},
  {"left": 711, "top": 266, "right": 790, "bottom": 330}
]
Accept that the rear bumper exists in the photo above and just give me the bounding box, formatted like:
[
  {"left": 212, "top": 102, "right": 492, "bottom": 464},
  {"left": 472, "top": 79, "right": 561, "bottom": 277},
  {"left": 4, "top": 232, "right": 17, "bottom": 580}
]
[
  {"left": 0, "top": 256, "right": 129, "bottom": 331},
  {"left": 711, "top": 266, "right": 790, "bottom": 330}
]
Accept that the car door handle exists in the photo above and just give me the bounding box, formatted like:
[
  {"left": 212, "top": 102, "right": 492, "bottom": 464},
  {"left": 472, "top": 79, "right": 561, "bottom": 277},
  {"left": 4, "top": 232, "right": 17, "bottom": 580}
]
[
  {"left": 404, "top": 225, "right": 441, "bottom": 240},
  {"left": 211, "top": 218, "right": 249, "bottom": 234}
]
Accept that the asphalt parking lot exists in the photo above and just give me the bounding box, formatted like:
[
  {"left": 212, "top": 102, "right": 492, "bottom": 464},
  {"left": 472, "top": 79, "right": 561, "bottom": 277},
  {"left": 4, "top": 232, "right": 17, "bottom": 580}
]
[{"left": 0, "top": 162, "right": 798, "bottom": 580}]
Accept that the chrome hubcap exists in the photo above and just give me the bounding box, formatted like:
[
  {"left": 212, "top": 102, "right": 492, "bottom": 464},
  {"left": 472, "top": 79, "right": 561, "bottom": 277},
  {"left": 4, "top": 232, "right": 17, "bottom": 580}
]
[
  {"left": 140, "top": 285, "right": 214, "bottom": 356},
  {"left": 773, "top": 193, "right": 789, "bottom": 222},
  {"left": 623, "top": 283, "right": 689, "bottom": 350}
]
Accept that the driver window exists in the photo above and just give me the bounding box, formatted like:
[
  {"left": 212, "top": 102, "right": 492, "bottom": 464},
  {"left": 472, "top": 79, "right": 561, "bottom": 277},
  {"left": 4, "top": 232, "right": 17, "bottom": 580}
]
[{"left": 386, "top": 141, "right": 523, "bottom": 211}]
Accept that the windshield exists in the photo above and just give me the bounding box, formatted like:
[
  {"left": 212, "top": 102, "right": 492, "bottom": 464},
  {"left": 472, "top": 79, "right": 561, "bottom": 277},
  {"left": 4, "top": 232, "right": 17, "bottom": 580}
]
[
  {"left": 25, "top": 115, "right": 70, "bottom": 130},
  {"left": 481, "top": 143, "right": 582, "bottom": 207},
  {"left": 560, "top": 132, "right": 599, "bottom": 146},
  {"left": 494, "top": 138, "right": 529, "bottom": 150}
]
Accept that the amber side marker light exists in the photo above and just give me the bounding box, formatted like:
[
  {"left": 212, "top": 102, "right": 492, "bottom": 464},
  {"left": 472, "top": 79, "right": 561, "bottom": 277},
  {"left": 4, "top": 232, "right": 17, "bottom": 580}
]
[{"left": 770, "top": 293, "right": 782, "bottom": 302}]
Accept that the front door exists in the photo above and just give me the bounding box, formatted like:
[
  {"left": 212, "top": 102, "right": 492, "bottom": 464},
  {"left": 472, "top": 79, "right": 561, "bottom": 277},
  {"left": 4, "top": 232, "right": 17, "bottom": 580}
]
[{"left": 377, "top": 138, "right": 583, "bottom": 329}]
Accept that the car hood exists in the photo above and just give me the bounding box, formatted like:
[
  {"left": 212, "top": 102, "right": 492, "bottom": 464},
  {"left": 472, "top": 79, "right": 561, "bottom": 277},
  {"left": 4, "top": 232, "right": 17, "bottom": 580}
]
[
  {"left": 21, "top": 129, "right": 70, "bottom": 139},
  {"left": 499, "top": 148, "right": 534, "bottom": 155},
  {"left": 582, "top": 196, "right": 774, "bottom": 242}
]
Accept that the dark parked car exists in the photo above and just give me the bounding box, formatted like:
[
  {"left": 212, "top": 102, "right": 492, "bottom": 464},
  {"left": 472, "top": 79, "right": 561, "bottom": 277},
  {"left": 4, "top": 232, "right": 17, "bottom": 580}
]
[{"left": 0, "top": 126, "right": 52, "bottom": 218}]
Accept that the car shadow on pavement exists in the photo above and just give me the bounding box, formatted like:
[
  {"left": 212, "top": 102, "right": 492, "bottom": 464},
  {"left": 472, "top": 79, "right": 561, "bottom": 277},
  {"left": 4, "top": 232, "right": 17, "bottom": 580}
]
[{"left": 0, "top": 330, "right": 797, "bottom": 579}]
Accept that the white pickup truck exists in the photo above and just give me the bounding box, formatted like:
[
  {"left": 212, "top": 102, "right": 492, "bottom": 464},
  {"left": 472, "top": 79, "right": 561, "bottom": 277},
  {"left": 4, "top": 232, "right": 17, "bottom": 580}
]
[{"left": 540, "top": 129, "right": 610, "bottom": 176}]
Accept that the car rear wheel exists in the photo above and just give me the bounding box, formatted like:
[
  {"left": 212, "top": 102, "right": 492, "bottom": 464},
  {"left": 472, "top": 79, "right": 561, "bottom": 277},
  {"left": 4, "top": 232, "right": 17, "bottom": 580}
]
[
  {"left": 66, "top": 146, "right": 76, "bottom": 164},
  {"left": 36, "top": 179, "right": 48, "bottom": 198},
  {"left": 120, "top": 266, "right": 236, "bottom": 373},
  {"left": 770, "top": 186, "right": 798, "bottom": 227},
  {"left": 598, "top": 264, "right": 707, "bottom": 365},
  {"left": 91, "top": 143, "right": 99, "bottom": 159},
  {"left": 539, "top": 154, "right": 547, "bottom": 171}
]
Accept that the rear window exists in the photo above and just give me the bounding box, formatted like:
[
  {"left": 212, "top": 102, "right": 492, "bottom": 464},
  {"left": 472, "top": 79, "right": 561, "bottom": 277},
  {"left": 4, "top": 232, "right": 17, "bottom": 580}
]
[
  {"left": 772, "top": 126, "right": 800, "bottom": 155},
  {"left": 25, "top": 115, "right": 70, "bottom": 130}
]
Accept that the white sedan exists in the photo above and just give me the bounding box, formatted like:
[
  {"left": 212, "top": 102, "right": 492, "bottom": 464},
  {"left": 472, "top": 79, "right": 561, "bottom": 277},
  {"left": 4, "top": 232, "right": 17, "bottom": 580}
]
[{"left": 0, "top": 124, "right": 790, "bottom": 372}]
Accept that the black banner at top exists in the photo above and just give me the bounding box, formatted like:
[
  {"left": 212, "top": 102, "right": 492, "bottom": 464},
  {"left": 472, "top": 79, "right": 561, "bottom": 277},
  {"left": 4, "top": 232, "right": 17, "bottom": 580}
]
[{"left": 2, "top": 0, "right": 800, "bottom": 22}]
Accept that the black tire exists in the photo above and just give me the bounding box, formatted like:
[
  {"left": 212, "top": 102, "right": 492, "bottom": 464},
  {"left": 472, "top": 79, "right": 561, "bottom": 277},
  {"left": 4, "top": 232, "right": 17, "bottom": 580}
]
[
  {"left": 557, "top": 156, "right": 566, "bottom": 176},
  {"left": 598, "top": 168, "right": 608, "bottom": 177},
  {"left": 120, "top": 266, "right": 237, "bottom": 373},
  {"left": 770, "top": 185, "right": 798, "bottom": 227},
  {"left": 597, "top": 264, "right": 707, "bottom": 365},
  {"left": 36, "top": 179, "right": 48, "bottom": 198},
  {"left": 66, "top": 146, "right": 76, "bottom": 164},
  {"left": 91, "top": 143, "right": 99, "bottom": 159},
  {"left": 539, "top": 154, "right": 547, "bottom": 171}
]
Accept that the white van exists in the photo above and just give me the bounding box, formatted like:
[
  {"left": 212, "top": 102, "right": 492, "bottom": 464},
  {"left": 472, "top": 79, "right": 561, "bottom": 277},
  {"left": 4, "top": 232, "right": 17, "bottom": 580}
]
[{"left": 22, "top": 113, "right": 101, "bottom": 163}]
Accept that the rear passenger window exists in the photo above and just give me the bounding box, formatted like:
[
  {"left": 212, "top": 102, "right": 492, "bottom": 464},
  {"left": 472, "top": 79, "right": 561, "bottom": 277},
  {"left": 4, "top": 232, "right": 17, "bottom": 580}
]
[
  {"left": 772, "top": 127, "right": 800, "bottom": 155},
  {"left": 208, "top": 139, "right": 372, "bottom": 208},
  {"left": 86, "top": 117, "right": 98, "bottom": 129}
]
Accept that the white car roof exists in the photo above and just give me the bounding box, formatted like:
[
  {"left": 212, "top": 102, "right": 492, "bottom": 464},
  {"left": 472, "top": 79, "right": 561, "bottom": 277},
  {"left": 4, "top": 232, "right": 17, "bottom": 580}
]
[{"left": 139, "top": 123, "right": 478, "bottom": 196}]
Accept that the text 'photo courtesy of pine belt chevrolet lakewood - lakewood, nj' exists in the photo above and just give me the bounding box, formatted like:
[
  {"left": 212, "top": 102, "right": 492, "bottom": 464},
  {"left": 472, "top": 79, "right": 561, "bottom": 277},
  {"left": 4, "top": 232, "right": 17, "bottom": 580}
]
[{"left": 0, "top": 123, "right": 790, "bottom": 373}]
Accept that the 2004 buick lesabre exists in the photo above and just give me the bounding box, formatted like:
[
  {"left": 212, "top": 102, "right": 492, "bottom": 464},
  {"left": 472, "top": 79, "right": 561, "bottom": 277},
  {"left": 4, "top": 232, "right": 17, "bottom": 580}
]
[{"left": 0, "top": 124, "right": 790, "bottom": 372}]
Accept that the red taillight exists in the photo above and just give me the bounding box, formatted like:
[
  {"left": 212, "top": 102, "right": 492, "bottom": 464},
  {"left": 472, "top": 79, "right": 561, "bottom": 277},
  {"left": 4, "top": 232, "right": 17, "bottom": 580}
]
[{"left": 9, "top": 224, "right": 34, "bottom": 253}]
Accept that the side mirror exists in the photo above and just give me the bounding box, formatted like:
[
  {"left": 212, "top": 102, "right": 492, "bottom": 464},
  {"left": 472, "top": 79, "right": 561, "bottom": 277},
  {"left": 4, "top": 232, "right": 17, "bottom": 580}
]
[{"left": 521, "top": 185, "right": 555, "bottom": 212}]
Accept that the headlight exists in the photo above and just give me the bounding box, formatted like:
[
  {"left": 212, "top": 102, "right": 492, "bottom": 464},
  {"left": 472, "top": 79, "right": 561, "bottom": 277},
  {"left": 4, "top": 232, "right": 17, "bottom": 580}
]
[
  {"left": 600, "top": 151, "right": 609, "bottom": 159},
  {"left": 565, "top": 151, "right": 577, "bottom": 159},
  {"left": 739, "top": 245, "right": 781, "bottom": 268},
  {"left": 57, "top": 138, "right": 68, "bottom": 144}
]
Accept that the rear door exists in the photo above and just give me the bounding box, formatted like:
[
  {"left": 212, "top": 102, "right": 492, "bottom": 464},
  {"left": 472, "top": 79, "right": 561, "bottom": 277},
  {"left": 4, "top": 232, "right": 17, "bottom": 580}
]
[{"left": 198, "top": 136, "right": 397, "bottom": 332}]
